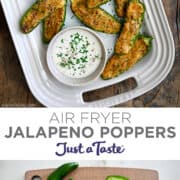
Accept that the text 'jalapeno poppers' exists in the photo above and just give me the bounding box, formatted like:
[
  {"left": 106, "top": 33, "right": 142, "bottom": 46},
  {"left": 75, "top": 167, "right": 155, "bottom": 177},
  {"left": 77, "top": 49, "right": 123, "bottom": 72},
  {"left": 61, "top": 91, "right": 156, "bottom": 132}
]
[
  {"left": 101, "top": 36, "right": 153, "bottom": 80},
  {"left": 115, "top": 0, "right": 145, "bottom": 54},
  {"left": 87, "top": 0, "right": 110, "bottom": 8},
  {"left": 20, "top": 0, "right": 67, "bottom": 43},
  {"left": 71, "top": 0, "right": 121, "bottom": 34}
]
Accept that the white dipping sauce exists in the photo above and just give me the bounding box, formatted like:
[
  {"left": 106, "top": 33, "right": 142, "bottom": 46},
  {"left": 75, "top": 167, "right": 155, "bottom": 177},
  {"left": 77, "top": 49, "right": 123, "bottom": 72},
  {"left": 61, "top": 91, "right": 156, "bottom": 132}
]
[{"left": 52, "top": 29, "right": 103, "bottom": 78}]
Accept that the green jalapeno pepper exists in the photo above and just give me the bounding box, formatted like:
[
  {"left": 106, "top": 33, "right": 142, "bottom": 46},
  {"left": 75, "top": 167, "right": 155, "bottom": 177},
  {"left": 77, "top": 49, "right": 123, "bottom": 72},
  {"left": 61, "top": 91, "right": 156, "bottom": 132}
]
[{"left": 47, "top": 162, "right": 79, "bottom": 180}]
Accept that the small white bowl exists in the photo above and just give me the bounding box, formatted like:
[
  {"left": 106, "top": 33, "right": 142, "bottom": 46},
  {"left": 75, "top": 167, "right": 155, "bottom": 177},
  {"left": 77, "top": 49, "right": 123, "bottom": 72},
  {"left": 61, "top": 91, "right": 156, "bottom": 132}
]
[{"left": 47, "top": 26, "right": 106, "bottom": 87}]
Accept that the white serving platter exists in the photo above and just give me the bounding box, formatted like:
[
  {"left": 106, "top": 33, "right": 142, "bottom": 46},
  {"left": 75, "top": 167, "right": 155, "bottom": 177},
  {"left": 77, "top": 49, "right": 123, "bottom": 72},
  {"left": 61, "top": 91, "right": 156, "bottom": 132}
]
[{"left": 1, "top": 0, "right": 175, "bottom": 107}]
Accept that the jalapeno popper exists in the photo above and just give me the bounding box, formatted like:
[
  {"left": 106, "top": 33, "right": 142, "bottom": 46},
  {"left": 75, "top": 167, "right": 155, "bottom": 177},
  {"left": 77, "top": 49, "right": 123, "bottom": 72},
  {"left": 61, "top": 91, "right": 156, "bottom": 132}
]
[
  {"left": 87, "top": 0, "right": 110, "bottom": 8},
  {"left": 115, "top": 0, "right": 129, "bottom": 17},
  {"left": 43, "top": 0, "right": 67, "bottom": 43},
  {"left": 71, "top": 0, "right": 121, "bottom": 34},
  {"left": 102, "top": 36, "right": 153, "bottom": 80},
  {"left": 20, "top": 0, "right": 65, "bottom": 33},
  {"left": 115, "top": 0, "right": 145, "bottom": 54}
]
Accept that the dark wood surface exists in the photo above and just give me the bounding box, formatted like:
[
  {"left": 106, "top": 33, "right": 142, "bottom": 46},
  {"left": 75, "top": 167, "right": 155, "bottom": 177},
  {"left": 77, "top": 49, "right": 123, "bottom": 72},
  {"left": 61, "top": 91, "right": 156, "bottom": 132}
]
[{"left": 0, "top": 0, "right": 179, "bottom": 107}]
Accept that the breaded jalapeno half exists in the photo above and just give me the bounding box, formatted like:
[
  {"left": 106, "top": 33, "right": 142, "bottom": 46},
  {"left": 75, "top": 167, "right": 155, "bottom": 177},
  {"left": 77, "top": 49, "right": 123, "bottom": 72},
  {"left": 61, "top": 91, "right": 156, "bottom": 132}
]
[
  {"left": 102, "top": 36, "right": 153, "bottom": 80},
  {"left": 115, "top": 0, "right": 145, "bottom": 54},
  {"left": 20, "top": 0, "right": 65, "bottom": 34},
  {"left": 71, "top": 0, "right": 121, "bottom": 34},
  {"left": 43, "top": 0, "right": 67, "bottom": 43},
  {"left": 115, "top": 0, "right": 129, "bottom": 17}
]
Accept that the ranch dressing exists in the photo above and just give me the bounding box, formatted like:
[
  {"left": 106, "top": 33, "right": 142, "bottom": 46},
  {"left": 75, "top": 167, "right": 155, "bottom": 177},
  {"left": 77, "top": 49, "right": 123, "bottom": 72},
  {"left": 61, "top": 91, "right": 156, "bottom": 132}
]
[{"left": 52, "top": 29, "right": 102, "bottom": 78}]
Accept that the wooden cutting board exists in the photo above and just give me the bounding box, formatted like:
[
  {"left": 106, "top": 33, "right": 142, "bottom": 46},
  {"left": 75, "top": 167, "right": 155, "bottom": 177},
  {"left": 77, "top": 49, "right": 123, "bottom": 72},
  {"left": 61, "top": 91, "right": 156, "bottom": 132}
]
[{"left": 25, "top": 167, "right": 158, "bottom": 180}]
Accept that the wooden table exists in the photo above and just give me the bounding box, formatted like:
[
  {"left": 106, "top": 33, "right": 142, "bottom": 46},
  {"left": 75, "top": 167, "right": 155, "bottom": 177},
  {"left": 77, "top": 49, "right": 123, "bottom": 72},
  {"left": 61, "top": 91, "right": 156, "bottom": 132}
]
[{"left": 0, "top": 0, "right": 179, "bottom": 107}]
